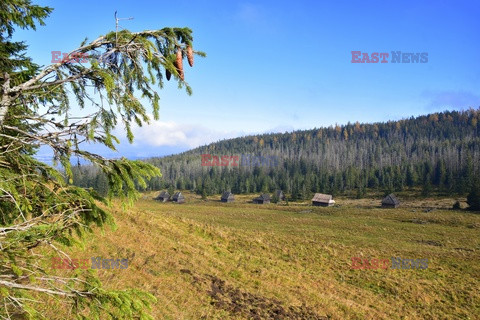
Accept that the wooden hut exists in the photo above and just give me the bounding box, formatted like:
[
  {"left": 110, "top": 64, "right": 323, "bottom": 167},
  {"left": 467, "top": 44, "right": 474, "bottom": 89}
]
[
  {"left": 275, "top": 190, "right": 286, "bottom": 201},
  {"left": 381, "top": 194, "right": 400, "bottom": 208},
  {"left": 172, "top": 192, "right": 185, "bottom": 204},
  {"left": 154, "top": 191, "right": 170, "bottom": 202},
  {"left": 311, "top": 193, "right": 335, "bottom": 207},
  {"left": 253, "top": 194, "right": 271, "bottom": 204},
  {"left": 221, "top": 191, "right": 235, "bottom": 203}
]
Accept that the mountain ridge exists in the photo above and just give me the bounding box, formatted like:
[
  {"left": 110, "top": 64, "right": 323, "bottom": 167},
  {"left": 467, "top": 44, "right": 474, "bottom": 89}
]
[{"left": 73, "top": 108, "right": 480, "bottom": 199}]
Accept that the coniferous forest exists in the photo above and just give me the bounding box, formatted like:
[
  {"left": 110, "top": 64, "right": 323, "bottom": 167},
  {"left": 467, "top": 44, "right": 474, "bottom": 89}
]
[{"left": 72, "top": 108, "right": 480, "bottom": 199}]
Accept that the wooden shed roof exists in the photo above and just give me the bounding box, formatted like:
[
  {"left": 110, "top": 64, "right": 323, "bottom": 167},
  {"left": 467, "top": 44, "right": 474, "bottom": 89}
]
[
  {"left": 221, "top": 191, "right": 234, "bottom": 200},
  {"left": 311, "top": 193, "right": 333, "bottom": 203},
  {"left": 172, "top": 192, "right": 184, "bottom": 200},
  {"left": 382, "top": 194, "right": 400, "bottom": 205},
  {"left": 255, "top": 194, "right": 271, "bottom": 201},
  {"left": 159, "top": 191, "right": 169, "bottom": 197},
  {"left": 154, "top": 191, "right": 169, "bottom": 200}
]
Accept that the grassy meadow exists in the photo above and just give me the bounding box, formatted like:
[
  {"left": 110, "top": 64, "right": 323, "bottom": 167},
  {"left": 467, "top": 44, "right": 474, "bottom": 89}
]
[{"left": 40, "top": 192, "right": 480, "bottom": 319}]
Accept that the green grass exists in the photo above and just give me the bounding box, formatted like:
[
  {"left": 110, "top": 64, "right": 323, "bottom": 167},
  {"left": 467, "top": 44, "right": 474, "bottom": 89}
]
[{"left": 42, "top": 191, "right": 480, "bottom": 319}]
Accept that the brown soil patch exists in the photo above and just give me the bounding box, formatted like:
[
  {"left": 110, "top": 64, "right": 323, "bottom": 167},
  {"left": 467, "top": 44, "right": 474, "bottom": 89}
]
[{"left": 180, "top": 269, "right": 329, "bottom": 319}]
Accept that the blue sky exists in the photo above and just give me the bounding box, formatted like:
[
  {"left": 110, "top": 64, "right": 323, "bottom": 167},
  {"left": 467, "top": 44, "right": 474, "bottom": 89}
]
[{"left": 16, "top": 0, "right": 480, "bottom": 159}]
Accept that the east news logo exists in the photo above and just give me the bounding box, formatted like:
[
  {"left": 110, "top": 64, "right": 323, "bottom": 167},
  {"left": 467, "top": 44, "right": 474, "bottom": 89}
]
[
  {"left": 51, "top": 257, "right": 129, "bottom": 269},
  {"left": 351, "top": 51, "right": 428, "bottom": 63},
  {"left": 351, "top": 257, "right": 429, "bottom": 269}
]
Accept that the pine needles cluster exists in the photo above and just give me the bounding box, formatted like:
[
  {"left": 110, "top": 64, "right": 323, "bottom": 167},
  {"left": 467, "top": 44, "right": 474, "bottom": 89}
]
[{"left": 0, "top": 0, "right": 204, "bottom": 318}]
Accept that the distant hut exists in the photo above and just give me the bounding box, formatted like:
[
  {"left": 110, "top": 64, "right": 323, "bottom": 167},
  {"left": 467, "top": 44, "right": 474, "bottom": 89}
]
[
  {"left": 253, "top": 194, "right": 271, "bottom": 204},
  {"left": 172, "top": 192, "right": 185, "bottom": 204},
  {"left": 154, "top": 190, "right": 170, "bottom": 202},
  {"left": 381, "top": 194, "right": 400, "bottom": 208},
  {"left": 221, "top": 191, "right": 235, "bottom": 203},
  {"left": 311, "top": 193, "right": 335, "bottom": 207},
  {"left": 275, "top": 190, "right": 286, "bottom": 202}
]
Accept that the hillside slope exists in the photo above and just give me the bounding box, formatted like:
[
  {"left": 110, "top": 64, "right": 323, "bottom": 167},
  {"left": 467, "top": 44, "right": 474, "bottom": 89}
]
[
  {"left": 140, "top": 109, "right": 480, "bottom": 197},
  {"left": 40, "top": 193, "right": 480, "bottom": 319}
]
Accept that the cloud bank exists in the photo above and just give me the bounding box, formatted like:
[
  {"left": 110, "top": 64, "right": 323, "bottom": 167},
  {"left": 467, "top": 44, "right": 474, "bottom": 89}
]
[
  {"left": 129, "top": 120, "right": 244, "bottom": 149},
  {"left": 421, "top": 90, "right": 480, "bottom": 111}
]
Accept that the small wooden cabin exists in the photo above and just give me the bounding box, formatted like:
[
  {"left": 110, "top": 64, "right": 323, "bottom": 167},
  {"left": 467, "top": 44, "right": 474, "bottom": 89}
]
[
  {"left": 312, "top": 193, "right": 335, "bottom": 207},
  {"left": 172, "top": 192, "right": 185, "bottom": 204},
  {"left": 381, "top": 194, "right": 400, "bottom": 208},
  {"left": 221, "top": 191, "right": 235, "bottom": 203},
  {"left": 253, "top": 194, "right": 271, "bottom": 204},
  {"left": 275, "top": 190, "right": 286, "bottom": 201},
  {"left": 155, "top": 191, "right": 170, "bottom": 202}
]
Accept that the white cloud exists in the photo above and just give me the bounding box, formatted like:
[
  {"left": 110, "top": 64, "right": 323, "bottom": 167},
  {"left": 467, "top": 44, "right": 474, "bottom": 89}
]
[
  {"left": 128, "top": 120, "right": 243, "bottom": 149},
  {"left": 36, "top": 118, "right": 305, "bottom": 162},
  {"left": 421, "top": 90, "right": 480, "bottom": 111}
]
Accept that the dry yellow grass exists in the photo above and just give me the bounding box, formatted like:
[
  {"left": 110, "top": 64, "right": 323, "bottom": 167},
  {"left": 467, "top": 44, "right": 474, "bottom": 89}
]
[{"left": 38, "top": 191, "right": 480, "bottom": 319}]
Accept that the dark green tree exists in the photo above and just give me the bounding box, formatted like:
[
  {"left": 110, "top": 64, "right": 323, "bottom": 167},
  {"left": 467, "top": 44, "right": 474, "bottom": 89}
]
[
  {"left": 422, "top": 175, "right": 432, "bottom": 197},
  {"left": 167, "top": 185, "right": 175, "bottom": 197},
  {"left": 271, "top": 192, "right": 279, "bottom": 203},
  {"left": 201, "top": 187, "right": 207, "bottom": 200},
  {"left": 406, "top": 165, "right": 417, "bottom": 187},
  {"left": 0, "top": 0, "right": 204, "bottom": 318},
  {"left": 434, "top": 160, "right": 446, "bottom": 189},
  {"left": 466, "top": 180, "right": 480, "bottom": 211}
]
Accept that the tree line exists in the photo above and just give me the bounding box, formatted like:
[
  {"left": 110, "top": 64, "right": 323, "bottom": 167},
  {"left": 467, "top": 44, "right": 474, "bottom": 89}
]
[{"left": 73, "top": 109, "right": 480, "bottom": 202}]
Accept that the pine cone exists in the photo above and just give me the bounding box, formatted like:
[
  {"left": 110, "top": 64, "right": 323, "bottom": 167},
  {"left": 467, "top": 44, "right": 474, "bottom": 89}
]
[
  {"left": 175, "top": 49, "right": 184, "bottom": 80},
  {"left": 166, "top": 69, "right": 171, "bottom": 81},
  {"left": 187, "top": 46, "right": 194, "bottom": 67}
]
